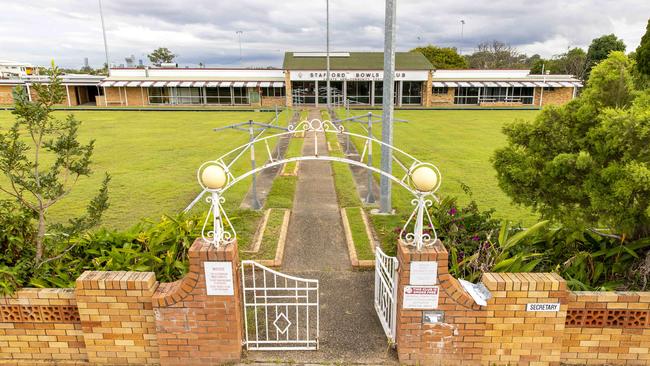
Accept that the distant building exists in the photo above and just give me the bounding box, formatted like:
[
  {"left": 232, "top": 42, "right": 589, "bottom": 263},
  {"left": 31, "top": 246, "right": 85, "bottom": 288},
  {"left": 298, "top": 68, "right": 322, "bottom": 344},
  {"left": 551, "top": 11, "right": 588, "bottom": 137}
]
[
  {"left": 0, "top": 60, "right": 37, "bottom": 79},
  {"left": 0, "top": 52, "right": 583, "bottom": 108}
]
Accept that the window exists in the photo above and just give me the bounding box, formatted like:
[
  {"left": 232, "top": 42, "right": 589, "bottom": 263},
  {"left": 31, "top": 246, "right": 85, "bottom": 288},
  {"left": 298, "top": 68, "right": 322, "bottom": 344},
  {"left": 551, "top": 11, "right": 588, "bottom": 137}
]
[
  {"left": 432, "top": 87, "right": 448, "bottom": 95},
  {"left": 174, "top": 87, "right": 202, "bottom": 104},
  {"left": 148, "top": 87, "right": 170, "bottom": 104},
  {"left": 262, "top": 87, "right": 285, "bottom": 97},
  {"left": 454, "top": 87, "right": 480, "bottom": 105},
  {"left": 346, "top": 81, "right": 371, "bottom": 105},
  {"left": 206, "top": 87, "right": 232, "bottom": 104},
  {"left": 401, "top": 81, "right": 422, "bottom": 105},
  {"left": 233, "top": 87, "right": 249, "bottom": 105},
  {"left": 291, "top": 81, "right": 315, "bottom": 104}
]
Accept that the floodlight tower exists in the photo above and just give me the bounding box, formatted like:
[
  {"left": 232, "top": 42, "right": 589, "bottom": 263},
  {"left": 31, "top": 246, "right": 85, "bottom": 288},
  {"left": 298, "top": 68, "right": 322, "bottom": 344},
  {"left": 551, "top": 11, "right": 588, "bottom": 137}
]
[
  {"left": 326, "top": 0, "right": 331, "bottom": 109},
  {"left": 380, "top": 0, "right": 397, "bottom": 213},
  {"left": 98, "top": 0, "right": 111, "bottom": 75}
]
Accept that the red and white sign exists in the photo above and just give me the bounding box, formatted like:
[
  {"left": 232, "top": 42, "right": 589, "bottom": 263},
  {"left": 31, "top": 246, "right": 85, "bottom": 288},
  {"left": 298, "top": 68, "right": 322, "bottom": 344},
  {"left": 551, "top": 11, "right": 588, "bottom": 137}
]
[{"left": 403, "top": 286, "right": 439, "bottom": 309}]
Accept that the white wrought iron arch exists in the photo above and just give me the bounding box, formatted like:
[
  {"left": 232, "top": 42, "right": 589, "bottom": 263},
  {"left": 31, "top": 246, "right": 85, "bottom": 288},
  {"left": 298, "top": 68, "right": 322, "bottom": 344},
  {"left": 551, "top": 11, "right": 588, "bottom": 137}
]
[{"left": 192, "top": 118, "right": 442, "bottom": 251}]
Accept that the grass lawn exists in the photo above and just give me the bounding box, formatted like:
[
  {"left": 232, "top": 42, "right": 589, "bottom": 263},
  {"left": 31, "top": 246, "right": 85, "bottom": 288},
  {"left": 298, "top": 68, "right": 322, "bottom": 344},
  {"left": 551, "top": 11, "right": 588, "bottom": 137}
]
[
  {"left": 240, "top": 208, "right": 286, "bottom": 261},
  {"left": 0, "top": 109, "right": 293, "bottom": 229},
  {"left": 340, "top": 108, "right": 541, "bottom": 224}
]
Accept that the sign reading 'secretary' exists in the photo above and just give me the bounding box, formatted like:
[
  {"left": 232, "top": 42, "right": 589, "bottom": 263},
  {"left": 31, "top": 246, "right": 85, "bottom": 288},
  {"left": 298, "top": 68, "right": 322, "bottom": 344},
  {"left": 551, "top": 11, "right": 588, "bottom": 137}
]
[
  {"left": 526, "top": 303, "right": 560, "bottom": 312},
  {"left": 204, "top": 262, "right": 234, "bottom": 296}
]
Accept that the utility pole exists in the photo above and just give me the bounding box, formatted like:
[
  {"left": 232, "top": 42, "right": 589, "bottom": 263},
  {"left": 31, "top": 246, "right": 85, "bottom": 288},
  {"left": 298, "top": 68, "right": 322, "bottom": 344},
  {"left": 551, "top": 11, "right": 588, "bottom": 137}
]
[
  {"left": 236, "top": 31, "right": 243, "bottom": 65},
  {"left": 326, "top": 0, "right": 331, "bottom": 109},
  {"left": 380, "top": 0, "right": 396, "bottom": 214},
  {"left": 98, "top": 0, "right": 110, "bottom": 76},
  {"left": 460, "top": 19, "right": 465, "bottom": 55}
]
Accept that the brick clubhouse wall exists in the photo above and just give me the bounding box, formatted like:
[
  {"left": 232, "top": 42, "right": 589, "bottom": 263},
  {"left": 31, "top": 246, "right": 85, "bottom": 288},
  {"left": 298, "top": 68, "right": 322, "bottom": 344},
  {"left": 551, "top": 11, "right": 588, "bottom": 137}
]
[{"left": 0, "top": 238, "right": 649, "bottom": 365}]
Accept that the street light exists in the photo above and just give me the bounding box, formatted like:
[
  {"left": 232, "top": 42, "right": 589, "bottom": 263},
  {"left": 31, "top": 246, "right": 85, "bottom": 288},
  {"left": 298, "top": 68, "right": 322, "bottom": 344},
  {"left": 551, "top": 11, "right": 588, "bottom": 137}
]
[
  {"left": 380, "top": 0, "right": 397, "bottom": 214},
  {"left": 400, "top": 163, "right": 442, "bottom": 250},
  {"left": 326, "top": 0, "right": 331, "bottom": 109},
  {"left": 236, "top": 30, "right": 243, "bottom": 65},
  {"left": 98, "top": 0, "right": 111, "bottom": 75},
  {"left": 198, "top": 162, "right": 235, "bottom": 246}
]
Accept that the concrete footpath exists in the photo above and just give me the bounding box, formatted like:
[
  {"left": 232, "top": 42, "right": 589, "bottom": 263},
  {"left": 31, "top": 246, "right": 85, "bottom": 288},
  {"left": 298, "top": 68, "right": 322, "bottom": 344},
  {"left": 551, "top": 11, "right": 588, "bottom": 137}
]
[{"left": 243, "top": 109, "right": 397, "bottom": 365}]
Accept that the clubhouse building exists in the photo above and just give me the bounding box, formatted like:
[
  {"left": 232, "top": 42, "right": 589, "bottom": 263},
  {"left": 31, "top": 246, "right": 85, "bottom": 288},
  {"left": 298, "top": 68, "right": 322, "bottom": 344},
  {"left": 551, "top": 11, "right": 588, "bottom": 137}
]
[{"left": 0, "top": 52, "right": 582, "bottom": 108}]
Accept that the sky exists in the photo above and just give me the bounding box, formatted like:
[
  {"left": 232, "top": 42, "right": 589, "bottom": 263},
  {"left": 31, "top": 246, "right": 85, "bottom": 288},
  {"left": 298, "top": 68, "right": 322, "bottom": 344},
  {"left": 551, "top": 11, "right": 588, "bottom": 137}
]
[{"left": 0, "top": 0, "right": 648, "bottom": 69}]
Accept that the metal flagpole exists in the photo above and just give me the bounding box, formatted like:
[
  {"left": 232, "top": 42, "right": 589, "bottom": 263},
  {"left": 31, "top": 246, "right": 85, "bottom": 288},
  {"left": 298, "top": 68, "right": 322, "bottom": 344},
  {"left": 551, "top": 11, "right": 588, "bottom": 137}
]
[
  {"left": 98, "top": 0, "right": 111, "bottom": 76},
  {"left": 326, "top": 0, "right": 331, "bottom": 109},
  {"left": 380, "top": 0, "right": 397, "bottom": 213}
]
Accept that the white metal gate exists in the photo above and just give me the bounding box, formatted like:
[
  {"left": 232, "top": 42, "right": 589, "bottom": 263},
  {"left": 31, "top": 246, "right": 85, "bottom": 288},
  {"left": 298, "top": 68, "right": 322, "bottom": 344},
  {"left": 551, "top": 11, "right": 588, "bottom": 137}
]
[
  {"left": 374, "top": 247, "right": 398, "bottom": 343},
  {"left": 241, "top": 260, "right": 319, "bottom": 350}
]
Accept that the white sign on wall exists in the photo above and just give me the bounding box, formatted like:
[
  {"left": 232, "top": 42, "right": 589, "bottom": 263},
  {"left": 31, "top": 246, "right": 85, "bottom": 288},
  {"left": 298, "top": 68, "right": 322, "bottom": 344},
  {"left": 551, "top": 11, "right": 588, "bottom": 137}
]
[
  {"left": 409, "top": 261, "right": 438, "bottom": 285},
  {"left": 403, "top": 286, "right": 439, "bottom": 309},
  {"left": 290, "top": 70, "right": 429, "bottom": 81},
  {"left": 526, "top": 303, "right": 560, "bottom": 312},
  {"left": 204, "top": 262, "right": 234, "bottom": 296}
]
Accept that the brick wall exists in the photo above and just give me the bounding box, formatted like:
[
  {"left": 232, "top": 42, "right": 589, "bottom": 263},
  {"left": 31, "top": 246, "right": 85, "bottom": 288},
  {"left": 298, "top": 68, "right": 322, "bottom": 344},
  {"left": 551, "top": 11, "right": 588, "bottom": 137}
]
[
  {"left": 534, "top": 86, "right": 575, "bottom": 107},
  {"left": 429, "top": 87, "right": 455, "bottom": 106},
  {"left": 75, "top": 271, "right": 159, "bottom": 364},
  {"left": 0, "top": 85, "right": 14, "bottom": 104},
  {"left": 261, "top": 96, "right": 285, "bottom": 107},
  {"left": 562, "top": 291, "right": 650, "bottom": 365},
  {"left": 152, "top": 239, "right": 242, "bottom": 366},
  {"left": 0, "top": 288, "right": 86, "bottom": 363}
]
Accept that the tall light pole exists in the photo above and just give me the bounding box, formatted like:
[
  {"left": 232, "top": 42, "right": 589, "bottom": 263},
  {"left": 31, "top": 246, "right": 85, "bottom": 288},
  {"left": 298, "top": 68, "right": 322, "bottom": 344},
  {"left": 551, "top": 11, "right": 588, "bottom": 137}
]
[
  {"left": 98, "top": 0, "right": 110, "bottom": 76},
  {"left": 326, "top": 0, "right": 331, "bottom": 109},
  {"left": 236, "top": 31, "right": 243, "bottom": 65},
  {"left": 380, "top": 0, "right": 396, "bottom": 214},
  {"left": 459, "top": 19, "right": 465, "bottom": 55}
]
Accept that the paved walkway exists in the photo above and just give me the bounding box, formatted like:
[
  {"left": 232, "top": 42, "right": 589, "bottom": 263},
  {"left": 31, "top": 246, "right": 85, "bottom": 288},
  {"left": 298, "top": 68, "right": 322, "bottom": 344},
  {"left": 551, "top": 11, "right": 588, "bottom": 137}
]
[{"left": 244, "top": 109, "right": 397, "bottom": 365}]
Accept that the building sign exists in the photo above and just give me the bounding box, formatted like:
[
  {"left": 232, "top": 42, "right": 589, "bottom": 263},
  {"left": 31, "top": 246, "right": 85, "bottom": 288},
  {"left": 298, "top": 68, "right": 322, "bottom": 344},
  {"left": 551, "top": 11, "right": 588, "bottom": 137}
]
[
  {"left": 204, "top": 262, "right": 234, "bottom": 296},
  {"left": 403, "top": 286, "right": 439, "bottom": 309},
  {"left": 409, "top": 261, "right": 438, "bottom": 285},
  {"left": 290, "top": 70, "right": 429, "bottom": 81},
  {"left": 526, "top": 303, "right": 560, "bottom": 312}
]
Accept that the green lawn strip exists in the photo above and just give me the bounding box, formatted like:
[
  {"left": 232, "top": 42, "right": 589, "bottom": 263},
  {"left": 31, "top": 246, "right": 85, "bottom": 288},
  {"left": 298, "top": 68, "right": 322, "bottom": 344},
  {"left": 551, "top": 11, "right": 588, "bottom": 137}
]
[
  {"left": 322, "top": 111, "right": 362, "bottom": 208},
  {"left": 282, "top": 133, "right": 304, "bottom": 174},
  {"left": 227, "top": 208, "right": 265, "bottom": 252},
  {"left": 240, "top": 208, "right": 285, "bottom": 261},
  {"left": 264, "top": 176, "right": 297, "bottom": 209},
  {"left": 366, "top": 213, "right": 402, "bottom": 257},
  {"left": 345, "top": 207, "right": 374, "bottom": 261}
]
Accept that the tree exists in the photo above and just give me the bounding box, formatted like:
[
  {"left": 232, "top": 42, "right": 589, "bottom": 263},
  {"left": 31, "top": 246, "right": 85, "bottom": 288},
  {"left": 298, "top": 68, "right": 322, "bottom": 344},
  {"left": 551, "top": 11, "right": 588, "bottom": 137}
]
[
  {"left": 586, "top": 34, "right": 626, "bottom": 75},
  {"left": 635, "top": 19, "right": 650, "bottom": 77},
  {"left": 0, "top": 62, "right": 110, "bottom": 264},
  {"left": 410, "top": 45, "right": 467, "bottom": 69},
  {"left": 148, "top": 47, "right": 176, "bottom": 66},
  {"left": 465, "top": 41, "right": 528, "bottom": 69},
  {"left": 530, "top": 48, "right": 588, "bottom": 80},
  {"left": 492, "top": 52, "right": 649, "bottom": 238}
]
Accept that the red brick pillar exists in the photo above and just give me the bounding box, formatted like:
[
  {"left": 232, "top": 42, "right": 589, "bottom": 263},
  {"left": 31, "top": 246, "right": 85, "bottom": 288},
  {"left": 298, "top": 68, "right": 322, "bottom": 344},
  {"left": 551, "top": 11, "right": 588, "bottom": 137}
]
[
  {"left": 152, "top": 239, "right": 242, "bottom": 365},
  {"left": 395, "top": 239, "right": 484, "bottom": 365}
]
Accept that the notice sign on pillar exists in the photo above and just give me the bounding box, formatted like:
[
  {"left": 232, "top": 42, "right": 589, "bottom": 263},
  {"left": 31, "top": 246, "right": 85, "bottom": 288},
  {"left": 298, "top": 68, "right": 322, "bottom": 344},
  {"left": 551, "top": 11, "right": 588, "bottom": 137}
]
[
  {"left": 403, "top": 286, "right": 439, "bottom": 309},
  {"left": 410, "top": 261, "right": 438, "bottom": 285},
  {"left": 204, "top": 262, "right": 234, "bottom": 296}
]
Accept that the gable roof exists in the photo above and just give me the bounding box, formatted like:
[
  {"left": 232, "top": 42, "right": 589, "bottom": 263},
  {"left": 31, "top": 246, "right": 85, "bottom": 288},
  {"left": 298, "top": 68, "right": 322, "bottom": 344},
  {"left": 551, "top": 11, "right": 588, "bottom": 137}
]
[{"left": 283, "top": 52, "right": 433, "bottom": 70}]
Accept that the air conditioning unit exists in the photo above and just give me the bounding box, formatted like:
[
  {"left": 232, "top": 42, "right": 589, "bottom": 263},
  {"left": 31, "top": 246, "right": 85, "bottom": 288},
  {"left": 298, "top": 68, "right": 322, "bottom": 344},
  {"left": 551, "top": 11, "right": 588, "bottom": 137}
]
[{"left": 161, "top": 62, "right": 178, "bottom": 68}]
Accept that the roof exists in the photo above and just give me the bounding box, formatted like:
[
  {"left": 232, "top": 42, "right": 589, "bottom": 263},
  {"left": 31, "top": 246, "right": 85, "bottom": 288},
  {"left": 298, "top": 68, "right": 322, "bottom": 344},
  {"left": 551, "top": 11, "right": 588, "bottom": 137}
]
[
  {"left": 283, "top": 52, "right": 433, "bottom": 70},
  {"left": 0, "top": 74, "right": 104, "bottom": 86},
  {"left": 105, "top": 68, "right": 285, "bottom": 82},
  {"left": 432, "top": 69, "right": 581, "bottom": 83}
]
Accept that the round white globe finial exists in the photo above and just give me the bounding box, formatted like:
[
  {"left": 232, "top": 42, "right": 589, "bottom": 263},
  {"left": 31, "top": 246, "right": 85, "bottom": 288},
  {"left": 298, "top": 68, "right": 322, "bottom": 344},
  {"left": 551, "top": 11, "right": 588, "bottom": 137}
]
[
  {"left": 201, "top": 164, "right": 227, "bottom": 190},
  {"left": 411, "top": 166, "right": 438, "bottom": 192}
]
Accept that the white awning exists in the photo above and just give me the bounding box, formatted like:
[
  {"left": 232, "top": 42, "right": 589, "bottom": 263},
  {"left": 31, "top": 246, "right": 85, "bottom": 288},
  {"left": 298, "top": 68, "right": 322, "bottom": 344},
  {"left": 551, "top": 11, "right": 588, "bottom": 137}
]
[
  {"left": 206, "top": 81, "right": 220, "bottom": 87},
  {"left": 533, "top": 81, "right": 550, "bottom": 87},
  {"left": 547, "top": 82, "right": 563, "bottom": 87},
  {"left": 572, "top": 81, "right": 583, "bottom": 87},
  {"left": 140, "top": 81, "right": 155, "bottom": 87},
  {"left": 272, "top": 82, "right": 284, "bottom": 88},
  {"left": 167, "top": 81, "right": 180, "bottom": 87},
  {"left": 443, "top": 81, "right": 458, "bottom": 87},
  {"left": 522, "top": 82, "right": 537, "bottom": 87},
  {"left": 99, "top": 81, "right": 115, "bottom": 87},
  {"left": 194, "top": 81, "right": 206, "bottom": 87},
  {"left": 559, "top": 82, "right": 575, "bottom": 87},
  {"left": 179, "top": 81, "right": 194, "bottom": 87},
  {"left": 432, "top": 82, "right": 446, "bottom": 88},
  {"left": 509, "top": 81, "right": 523, "bottom": 87},
  {"left": 153, "top": 81, "right": 167, "bottom": 87},
  {"left": 126, "top": 81, "right": 141, "bottom": 87},
  {"left": 457, "top": 82, "right": 472, "bottom": 87},
  {"left": 113, "top": 81, "right": 128, "bottom": 87},
  {"left": 232, "top": 81, "right": 245, "bottom": 87},
  {"left": 483, "top": 82, "right": 499, "bottom": 87},
  {"left": 245, "top": 81, "right": 258, "bottom": 87},
  {"left": 259, "top": 82, "right": 271, "bottom": 87},
  {"left": 470, "top": 82, "right": 484, "bottom": 87},
  {"left": 220, "top": 81, "right": 232, "bottom": 87},
  {"left": 497, "top": 82, "right": 511, "bottom": 87}
]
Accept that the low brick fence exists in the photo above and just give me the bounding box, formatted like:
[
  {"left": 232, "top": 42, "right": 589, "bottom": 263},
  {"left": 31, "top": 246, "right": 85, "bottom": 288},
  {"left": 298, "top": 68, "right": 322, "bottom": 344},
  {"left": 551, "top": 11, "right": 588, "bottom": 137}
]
[{"left": 0, "top": 238, "right": 649, "bottom": 365}]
